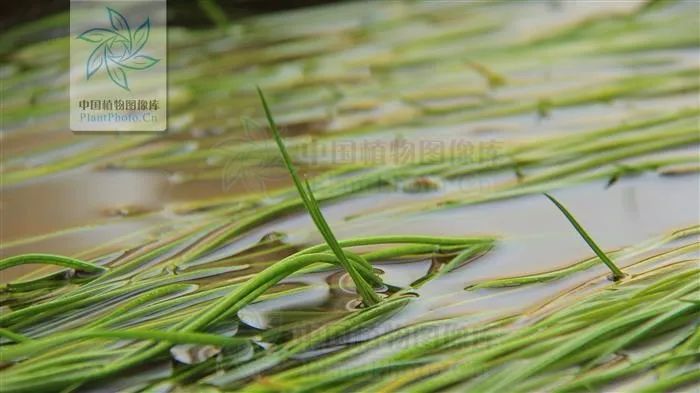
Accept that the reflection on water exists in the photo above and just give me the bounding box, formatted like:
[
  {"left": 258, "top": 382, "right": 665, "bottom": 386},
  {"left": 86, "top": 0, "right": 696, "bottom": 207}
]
[
  {"left": 196, "top": 172, "right": 699, "bottom": 334},
  {"left": 1, "top": 169, "right": 167, "bottom": 242},
  {"left": 0, "top": 167, "right": 264, "bottom": 267}
]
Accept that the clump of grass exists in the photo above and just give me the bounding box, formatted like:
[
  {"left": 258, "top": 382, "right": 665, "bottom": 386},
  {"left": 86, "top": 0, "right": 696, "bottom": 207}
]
[{"left": 544, "top": 193, "right": 626, "bottom": 280}]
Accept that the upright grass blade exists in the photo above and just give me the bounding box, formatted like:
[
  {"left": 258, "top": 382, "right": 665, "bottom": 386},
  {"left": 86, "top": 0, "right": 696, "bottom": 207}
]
[
  {"left": 544, "top": 193, "right": 625, "bottom": 280},
  {"left": 301, "top": 180, "right": 383, "bottom": 300},
  {"left": 257, "top": 86, "right": 382, "bottom": 306}
]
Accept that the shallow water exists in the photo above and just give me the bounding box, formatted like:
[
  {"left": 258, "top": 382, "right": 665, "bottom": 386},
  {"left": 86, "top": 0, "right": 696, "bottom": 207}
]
[
  {"left": 2, "top": 1, "right": 699, "bottom": 391},
  {"left": 205, "top": 171, "right": 699, "bottom": 333}
]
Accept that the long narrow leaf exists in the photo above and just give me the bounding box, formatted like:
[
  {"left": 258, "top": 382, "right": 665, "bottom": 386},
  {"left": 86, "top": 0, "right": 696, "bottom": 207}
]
[
  {"left": 257, "top": 86, "right": 381, "bottom": 305},
  {"left": 544, "top": 193, "right": 625, "bottom": 280}
]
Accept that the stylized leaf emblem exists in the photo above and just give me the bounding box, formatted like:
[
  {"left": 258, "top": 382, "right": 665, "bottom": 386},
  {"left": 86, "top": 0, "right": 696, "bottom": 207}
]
[
  {"left": 77, "top": 28, "right": 118, "bottom": 43},
  {"left": 77, "top": 8, "right": 159, "bottom": 91},
  {"left": 107, "top": 8, "right": 130, "bottom": 35},
  {"left": 117, "top": 55, "right": 159, "bottom": 70},
  {"left": 106, "top": 59, "right": 129, "bottom": 91},
  {"left": 132, "top": 18, "right": 150, "bottom": 54},
  {"left": 86, "top": 42, "right": 106, "bottom": 79}
]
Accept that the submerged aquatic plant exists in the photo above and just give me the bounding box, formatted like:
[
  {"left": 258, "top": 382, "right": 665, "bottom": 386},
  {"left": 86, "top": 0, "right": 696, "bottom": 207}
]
[
  {"left": 0, "top": 89, "right": 495, "bottom": 392},
  {"left": 1, "top": 1, "right": 698, "bottom": 392},
  {"left": 236, "top": 252, "right": 699, "bottom": 393}
]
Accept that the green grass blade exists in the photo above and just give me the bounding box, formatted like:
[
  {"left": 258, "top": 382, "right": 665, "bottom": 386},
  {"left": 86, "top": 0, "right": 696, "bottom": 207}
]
[
  {"left": 0, "top": 329, "right": 250, "bottom": 362},
  {"left": 257, "top": 86, "right": 381, "bottom": 306},
  {"left": 544, "top": 193, "right": 625, "bottom": 280},
  {"left": 0, "top": 254, "right": 107, "bottom": 275},
  {"left": 0, "top": 328, "right": 30, "bottom": 343},
  {"left": 302, "top": 179, "right": 382, "bottom": 304}
]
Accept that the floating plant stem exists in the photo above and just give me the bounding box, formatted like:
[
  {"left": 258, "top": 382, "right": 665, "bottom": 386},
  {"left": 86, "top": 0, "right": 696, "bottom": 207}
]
[
  {"left": 544, "top": 193, "right": 626, "bottom": 280},
  {"left": 0, "top": 329, "right": 250, "bottom": 362},
  {"left": 0, "top": 328, "right": 29, "bottom": 343},
  {"left": 0, "top": 254, "right": 107, "bottom": 275}
]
